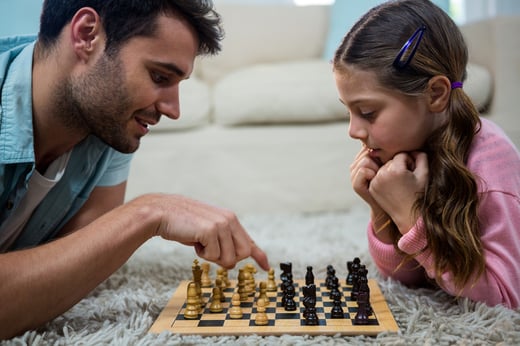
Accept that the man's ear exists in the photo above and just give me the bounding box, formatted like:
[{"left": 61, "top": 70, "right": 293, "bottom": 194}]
[
  {"left": 70, "top": 7, "right": 104, "bottom": 62},
  {"left": 427, "top": 75, "right": 451, "bottom": 113}
]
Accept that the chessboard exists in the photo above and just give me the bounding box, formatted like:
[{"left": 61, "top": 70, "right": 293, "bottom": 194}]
[{"left": 149, "top": 261, "right": 399, "bottom": 336}]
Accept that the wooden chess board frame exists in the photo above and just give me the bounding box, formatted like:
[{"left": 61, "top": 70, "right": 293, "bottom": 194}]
[{"left": 149, "top": 279, "right": 399, "bottom": 336}]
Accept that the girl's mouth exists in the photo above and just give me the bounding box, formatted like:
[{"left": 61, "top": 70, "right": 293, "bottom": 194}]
[{"left": 368, "top": 148, "right": 383, "bottom": 166}]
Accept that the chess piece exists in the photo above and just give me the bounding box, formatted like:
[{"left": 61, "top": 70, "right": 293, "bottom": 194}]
[
  {"left": 357, "top": 270, "right": 373, "bottom": 316},
  {"left": 350, "top": 261, "right": 362, "bottom": 301},
  {"left": 353, "top": 289, "right": 370, "bottom": 325},
  {"left": 221, "top": 268, "right": 231, "bottom": 287},
  {"left": 325, "top": 265, "right": 335, "bottom": 289},
  {"left": 330, "top": 276, "right": 342, "bottom": 302},
  {"left": 330, "top": 297, "right": 344, "bottom": 319},
  {"left": 192, "top": 259, "right": 203, "bottom": 308},
  {"left": 254, "top": 298, "right": 269, "bottom": 326},
  {"left": 281, "top": 272, "right": 291, "bottom": 307},
  {"left": 201, "top": 262, "right": 212, "bottom": 287},
  {"left": 245, "top": 263, "right": 257, "bottom": 292},
  {"left": 284, "top": 274, "right": 297, "bottom": 311},
  {"left": 209, "top": 287, "right": 223, "bottom": 313},
  {"left": 237, "top": 268, "right": 249, "bottom": 301},
  {"left": 258, "top": 281, "right": 269, "bottom": 307},
  {"left": 326, "top": 266, "right": 336, "bottom": 290},
  {"left": 243, "top": 267, "right": 255, "bottom": 296},
  {"left": 266, "top": 268, "right": 277, "bottom": 292},
  {"left": 279, "top": 262, "right": 292, "bottom": 288},
  {"left": 302, "top": 284, "right": 318, "bottom": 325},
  {"left": 184, "top": 281, "right": 201, "bottom": 319},
  {"left": 305, "top": 266, "right": 314, "bottom": 285},
  {"left": 229, "top": 293, "right": 243, "bottom": 319},
  {"left": 215, "top": 278, "right": 226, "bottom": 302},
  {"left": 346, "top": 257, "right": 360, "bottom": 285}
]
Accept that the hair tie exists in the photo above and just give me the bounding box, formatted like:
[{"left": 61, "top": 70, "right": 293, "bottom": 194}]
[{"left": 451, "top": 81, "right": 463, "bottom": 89}]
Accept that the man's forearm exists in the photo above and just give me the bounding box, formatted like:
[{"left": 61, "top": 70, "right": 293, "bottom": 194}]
[{"left": 0, "top": 200, "right": 156, "bottom": 339}]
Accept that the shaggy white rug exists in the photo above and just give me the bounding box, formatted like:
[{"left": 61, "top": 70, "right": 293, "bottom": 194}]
[{"left": 3, "top": 206, "right": 520, "bottom": 345}]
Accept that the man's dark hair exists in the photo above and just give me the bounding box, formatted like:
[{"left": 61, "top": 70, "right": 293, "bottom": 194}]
[{"left": 38, "top": 0, "right": 223, "bottom": 56}]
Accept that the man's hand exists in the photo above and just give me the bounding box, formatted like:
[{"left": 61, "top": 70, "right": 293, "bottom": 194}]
[{"left": 130, "top": 194, "right": 270, "bottom": 271}]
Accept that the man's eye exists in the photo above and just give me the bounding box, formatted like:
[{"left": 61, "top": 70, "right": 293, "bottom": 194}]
[{"left": 151, "top": 72, "right": 169, "bottom": 84}]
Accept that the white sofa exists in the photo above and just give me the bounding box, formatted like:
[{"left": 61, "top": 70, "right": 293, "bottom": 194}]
[{"left": 125, "top": 4, "right": 519, "bottom": 214}]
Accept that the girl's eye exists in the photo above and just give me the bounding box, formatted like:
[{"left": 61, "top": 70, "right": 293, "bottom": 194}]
[{"left": 360, "top": 111, "right": 375, "bottom": 120}]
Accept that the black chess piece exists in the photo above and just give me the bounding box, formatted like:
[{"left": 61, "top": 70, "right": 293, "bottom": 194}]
[
  {"left": 284, "top": 279, "right": 297, "bottom": 311},
  {"left": 326, "top": 267, "right": 337, "bottom": 290},
  {"left": 357, "top": 269, "right": 373, "bottom": 316},
  {"left": 330, "top": 276, "right": 342, "bottom": 302},
  {"left": 302, "top": 284, "right": 318, "bottom": 325},
  {"left": 330, "top": 297, "right": 344, "bottom": 319},
  {"left": 350, "top": 262, "right": 362, "bottom": 301},
  {"left": 281, "top": 272, "right": 293, "bottom": 307},
  {"left": 325, "top": 265, "right": 335, "bottom": 288},
  {"left": 280, "top": 262, "right": 292, "bottom": 283},
  {"left": 346, "top": 257, "right": 360, "bottom": 285},
  {"left": 305, "top": 266, "right": 314, "bottom": 286},
  {"left": 353, "top": 289, "right": 370, "bottom": 325}
]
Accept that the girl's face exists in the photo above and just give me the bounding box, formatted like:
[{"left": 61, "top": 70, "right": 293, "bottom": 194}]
[{"left": 334, "top": 66, "right": 444, "bottom": 165}]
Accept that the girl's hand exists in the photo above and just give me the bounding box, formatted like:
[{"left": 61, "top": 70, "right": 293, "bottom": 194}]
[
  {"left": 350, "top": 146, "right": 383, "bottom": 210},
  {"left": 369, "top": 152, "right": 429, "bottom": 234}
]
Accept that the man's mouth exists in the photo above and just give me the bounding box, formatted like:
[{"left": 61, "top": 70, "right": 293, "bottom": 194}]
[{"left": 136, "top": 118, "right": 149, "bottom": 129}]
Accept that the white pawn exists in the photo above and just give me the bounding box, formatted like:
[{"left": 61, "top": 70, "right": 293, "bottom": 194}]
[
  {"left": 209, "top": 287, "right": 223, "bottom": 313},
  {"left": 201, "top": 262, "right": 212, "bottom": 287},
  {"left": 266, "top": 268, "right": 277, "bottom": 292},
  {"left": 255, "top": 298, "right": 268, "bottom": 326},
  {"left": 229, "top": 293, "right": 243, "bottom": 319},
  {"left": 258, "top": 281, "right": 269, "bottom": 307}
]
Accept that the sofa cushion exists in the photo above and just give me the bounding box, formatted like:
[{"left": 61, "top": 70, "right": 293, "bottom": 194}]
[
  {"left": 212, "top": 59, "right": 491, "bottom": 126},
  {"left": 197, "top": 5, "right": 330, "bottom": 84},
  {"left": 151, "top": 77, "right": 211, "bottom": 131},
  {"left": 212, "top": 59, "right": 347, "bottom": 125}
]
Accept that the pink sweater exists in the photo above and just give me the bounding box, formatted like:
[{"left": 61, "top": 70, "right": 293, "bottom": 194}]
[{"left": 368, "top": 118, "right": 520, "bottom": 308}]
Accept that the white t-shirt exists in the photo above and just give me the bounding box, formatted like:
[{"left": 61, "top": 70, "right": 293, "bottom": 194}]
[{"left": 0, "top": 151, "right": 71, "bottom": 251}]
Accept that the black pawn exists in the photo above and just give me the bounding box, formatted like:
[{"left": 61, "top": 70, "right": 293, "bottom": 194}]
[
  {"left": 325, "top": 265, "right": 335, "bottom": 288},
  {"left": 326, "top": 268, "right": 337, "bottom": 290},
  {"left": 305, "top": 266, "right": 314, "bottom": 285},
  {"left": 284, "top": 282, "right": 297, "bottom": 311},
  {"left": 330, "top": 298, "right": 344, "bottom": 319},
  {"left": 350, "top": 263, "right": 362, "bottom": 301},
  {"left": 330, "top": 276, "right": 341, "bottom": 302}
]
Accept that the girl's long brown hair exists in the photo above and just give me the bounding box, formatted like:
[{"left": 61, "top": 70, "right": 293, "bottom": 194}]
[{"left": 333, "top": 0, "right": 484, "bottom": 290}]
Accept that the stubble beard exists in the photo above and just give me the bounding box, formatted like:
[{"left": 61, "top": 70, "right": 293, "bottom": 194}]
[{"left": 53, "top": 52, "right": 138, "bottom": 154}]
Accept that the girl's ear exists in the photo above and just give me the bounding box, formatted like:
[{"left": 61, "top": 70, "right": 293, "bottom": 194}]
[{"left": 427, "top": 75, "right": 451, "bottom": 113}]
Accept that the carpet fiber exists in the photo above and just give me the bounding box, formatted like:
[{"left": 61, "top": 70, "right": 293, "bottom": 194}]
[{"left": 3, "top": 207, "right": 520, "bottom": 345}]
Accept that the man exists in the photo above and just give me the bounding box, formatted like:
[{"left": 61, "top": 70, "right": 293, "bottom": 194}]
[{"left": 0, "top": 0, "right": 269, "bottom": 339}]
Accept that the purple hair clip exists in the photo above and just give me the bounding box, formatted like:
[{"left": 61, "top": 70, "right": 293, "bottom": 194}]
[{"left": 451, "top": 81, "right": 463, "bottom": 89}]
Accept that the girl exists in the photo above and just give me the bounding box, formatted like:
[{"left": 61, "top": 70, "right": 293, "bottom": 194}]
[{"left": 333, "top": 0, "right": 520, "bottom": 308}]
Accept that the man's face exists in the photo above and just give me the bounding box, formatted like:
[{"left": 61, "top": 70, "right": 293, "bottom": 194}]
[{"left": 59, "top": 14, "right": 199, "bottom": 153}]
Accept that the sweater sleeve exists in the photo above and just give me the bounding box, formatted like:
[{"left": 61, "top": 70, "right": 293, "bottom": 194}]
[
  {"left": 398, "top": 191, "right": 520, "bottom": 308},
  {"left": 367, "top": 221, "right": 426, "bottom": 286}
]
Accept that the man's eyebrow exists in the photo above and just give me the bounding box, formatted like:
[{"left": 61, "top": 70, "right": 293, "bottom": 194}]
[{"left": 154, "top": 61, "right": 189, "bottom": 79}]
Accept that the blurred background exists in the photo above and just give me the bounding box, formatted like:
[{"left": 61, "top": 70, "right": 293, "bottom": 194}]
[{"left": 1, "top": 0, "right": 520, "bottom": 37}]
